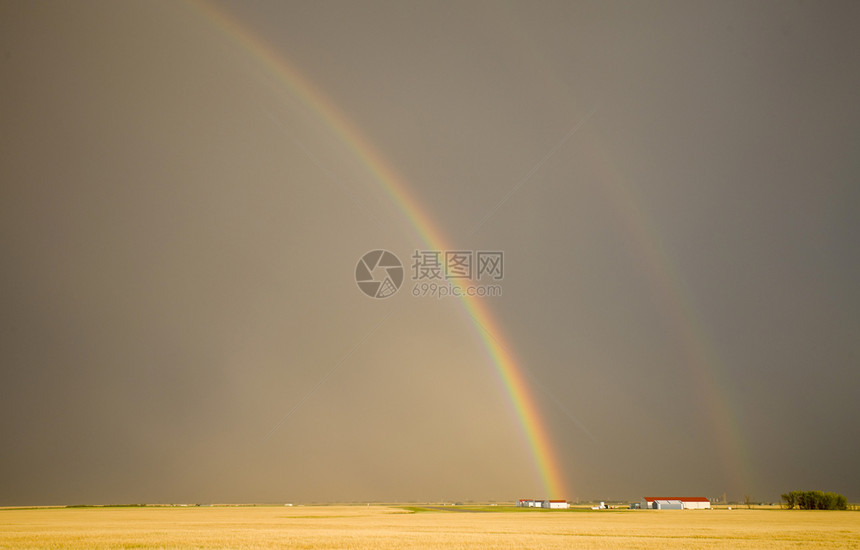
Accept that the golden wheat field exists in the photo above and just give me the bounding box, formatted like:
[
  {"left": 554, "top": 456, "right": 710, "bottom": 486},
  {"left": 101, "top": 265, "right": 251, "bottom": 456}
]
[{"left": 1, "top": 505, "right": 858, "bottom": 549}]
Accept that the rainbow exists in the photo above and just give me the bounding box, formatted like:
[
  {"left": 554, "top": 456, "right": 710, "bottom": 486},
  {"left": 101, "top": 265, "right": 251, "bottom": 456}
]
[
  {"left": 189, "top": 1, "right": 567, "bottom": 497},
  {"left": 585, "top": 144, "right": 753, "bottom": 493}
]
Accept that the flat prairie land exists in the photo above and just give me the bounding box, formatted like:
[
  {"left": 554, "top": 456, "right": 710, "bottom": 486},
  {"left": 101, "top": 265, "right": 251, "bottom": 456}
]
[{"left": 1, "top": 505, "right": 858, "bottom": 549}]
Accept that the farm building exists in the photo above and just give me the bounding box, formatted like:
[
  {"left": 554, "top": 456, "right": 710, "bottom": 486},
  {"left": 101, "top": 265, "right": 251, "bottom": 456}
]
[
  {"left": 641, "top": 497, "right": 711, "bottom": 510},
  {"left": 516, "top": 499, "right": 569, "bottom": 509}
]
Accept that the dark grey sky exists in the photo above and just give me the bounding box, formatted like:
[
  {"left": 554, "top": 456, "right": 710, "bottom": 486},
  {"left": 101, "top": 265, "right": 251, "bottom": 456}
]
[{"left": 1, "top": 0, "right": 858, "bottom": 505}]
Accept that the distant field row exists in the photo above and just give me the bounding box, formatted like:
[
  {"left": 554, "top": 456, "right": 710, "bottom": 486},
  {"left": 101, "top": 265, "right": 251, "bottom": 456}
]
[{"left": 1, "top": 505, "right": 858, "bottom": 549}]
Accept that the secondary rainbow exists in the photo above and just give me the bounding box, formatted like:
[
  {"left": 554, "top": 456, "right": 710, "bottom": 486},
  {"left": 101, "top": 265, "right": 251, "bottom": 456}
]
[
  {"left": 189, "top": 0, "right": 567, "bottom": 497},
  {"left": 585, "top": 144, "right": 752, "bottom": 492}
]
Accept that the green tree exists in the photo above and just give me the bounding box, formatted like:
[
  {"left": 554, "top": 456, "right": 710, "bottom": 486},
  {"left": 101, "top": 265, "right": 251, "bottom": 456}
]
[{"left": 781, "top": 490, "right": 847, "bottom": 510}]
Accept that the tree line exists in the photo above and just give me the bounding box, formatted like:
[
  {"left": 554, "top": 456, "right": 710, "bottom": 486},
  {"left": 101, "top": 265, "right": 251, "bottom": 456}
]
[{"left": 780, "top": 490, "right": 847, "bottom": 510}]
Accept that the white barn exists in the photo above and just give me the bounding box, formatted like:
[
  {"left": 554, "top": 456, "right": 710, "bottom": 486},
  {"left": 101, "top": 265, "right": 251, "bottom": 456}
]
[
  {"left": 642, "top": 497, "right": 711, "bottom": 510},
  {"left": 517, "top": 499, "right": 569, "bottom": 509}
]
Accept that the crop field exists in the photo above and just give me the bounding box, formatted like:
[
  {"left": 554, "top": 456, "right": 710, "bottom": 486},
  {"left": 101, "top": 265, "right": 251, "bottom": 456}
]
[{"left": 1, "top": 505, "right": 858, "bottom": 549}]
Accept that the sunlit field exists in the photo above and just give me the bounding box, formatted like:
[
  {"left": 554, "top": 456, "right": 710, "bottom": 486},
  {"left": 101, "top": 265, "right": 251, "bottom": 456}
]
[{"left": 1, "top": 505, "right": 858, "bottom": 549}]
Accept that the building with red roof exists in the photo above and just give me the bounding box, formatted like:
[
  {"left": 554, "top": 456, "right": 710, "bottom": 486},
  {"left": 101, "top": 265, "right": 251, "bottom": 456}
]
[{"left": 642, "top": 496, "right": 711, "bottom": 510}]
